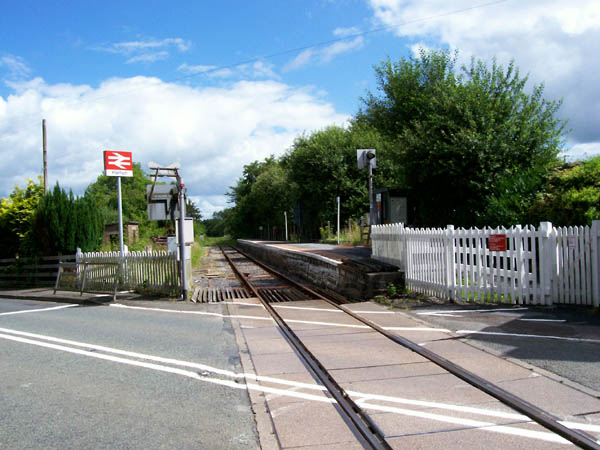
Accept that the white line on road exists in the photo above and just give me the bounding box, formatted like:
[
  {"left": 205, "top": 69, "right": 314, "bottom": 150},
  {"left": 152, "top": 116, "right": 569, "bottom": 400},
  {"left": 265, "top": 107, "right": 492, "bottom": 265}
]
[
  {"left": 457, "top": 330, "right": 600, "bottom": 344},
  {"left": 418, "top": 308, "right": 529, "bottom": 316},
  {"left": 0, "top": 330, "right": 333, "bottom": 404},
  {"left": 518, "top": 318, "right": 566, "bottom": 323},
  {"left": 110, "top": 303, "right": 450, "bottom": 332},
  {"left": 0, "top": 304, "right": 78, "bottom": 316},
  {"left": 1, "top": 326, "right": 597, "bottom": 441},
  {"left": 358, "top": 401, "right": 570, "bottom": 445}
]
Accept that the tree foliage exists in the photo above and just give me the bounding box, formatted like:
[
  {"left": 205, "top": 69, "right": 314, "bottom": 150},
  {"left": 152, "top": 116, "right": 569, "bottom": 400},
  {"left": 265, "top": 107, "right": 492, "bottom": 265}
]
[
  {"left": 356, "top": 49, "right": 566, "bottom": 227},
  {"left": 222, "top": 49, "right": 570, "bottom": 236},
  {"left": 0, "top": 178, "right": 44, "bottom": 257},
  {"left": 528, "top": 156, "right": 600, "bottom": 226},
  {"left": 85, "top": 162, "right": 150, "bottom": 225},
  {"left": 30, "top": 183, "right": 103, "bottom": 255}
]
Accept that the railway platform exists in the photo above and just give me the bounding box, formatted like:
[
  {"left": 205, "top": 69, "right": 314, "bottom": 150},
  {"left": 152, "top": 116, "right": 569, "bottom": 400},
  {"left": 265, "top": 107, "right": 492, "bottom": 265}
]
[{"left": 237, "top": 240, "right": 404, "bottom": 301}]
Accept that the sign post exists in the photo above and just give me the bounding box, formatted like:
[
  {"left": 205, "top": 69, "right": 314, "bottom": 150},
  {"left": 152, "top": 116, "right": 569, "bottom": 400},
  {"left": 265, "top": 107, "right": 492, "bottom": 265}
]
[
  {"left": 146, "top": 162, "right": 190, "bottom": 301},
  {"left": 357, "top": 149, "right": 376, "bottom": 227},
  {"left": 103, "top": 150, "right": 133, "bottom": 256}
]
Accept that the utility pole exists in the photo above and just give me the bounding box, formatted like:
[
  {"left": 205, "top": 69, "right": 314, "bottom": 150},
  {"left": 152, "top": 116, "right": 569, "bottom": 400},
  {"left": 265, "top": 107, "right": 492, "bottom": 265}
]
[
  {"left": 284, "top": 211, "right": 288, "bottom": 241},
  {"left": 42, "top": 119, "right": 48, "bottom": 193}
]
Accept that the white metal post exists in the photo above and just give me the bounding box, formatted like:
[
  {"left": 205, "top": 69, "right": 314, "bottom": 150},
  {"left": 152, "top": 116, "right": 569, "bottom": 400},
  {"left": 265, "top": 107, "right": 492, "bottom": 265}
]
[
  {"left": 284, "top": 211, "right": 288, "bottom": 241},
  {"left": 117, "top": 176, "right": 124, "bottom": 256},
  {"left": 336, "top": 196, "right": 340, "bottom": 245},
  {"left": 178, "top": 176, "right": 188, "bottom": 301}
]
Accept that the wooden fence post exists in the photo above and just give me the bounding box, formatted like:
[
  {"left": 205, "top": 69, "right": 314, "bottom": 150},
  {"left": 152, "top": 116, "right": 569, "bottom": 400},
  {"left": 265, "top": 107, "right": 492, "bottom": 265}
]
[
  {"left": 539, "top": 222, "right": 554, "bottom": 306},
  {"left": 445, "top": 225, "right": 455, "bottom": 300},
  {"left": 592, "top": 220, "right": 600, "bottom": 307}
]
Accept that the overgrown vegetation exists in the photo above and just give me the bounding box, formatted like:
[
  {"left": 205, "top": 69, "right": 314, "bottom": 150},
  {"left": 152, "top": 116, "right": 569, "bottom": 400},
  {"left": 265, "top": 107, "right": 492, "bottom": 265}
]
[{"left": 226, "top": 49, "right": 578, "bottom": 238}]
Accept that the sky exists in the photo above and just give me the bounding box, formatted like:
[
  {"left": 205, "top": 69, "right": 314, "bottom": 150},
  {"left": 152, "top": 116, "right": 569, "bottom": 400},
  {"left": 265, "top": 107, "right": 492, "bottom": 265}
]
[{"left": 1, "top": 0, "right": 599, "bottom": 218}]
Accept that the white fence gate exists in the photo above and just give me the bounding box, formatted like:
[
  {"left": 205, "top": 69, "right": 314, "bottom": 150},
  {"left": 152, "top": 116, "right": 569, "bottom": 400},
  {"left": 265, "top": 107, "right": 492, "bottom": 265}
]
[
  {"left": 74, "top": 250, "right": 179, "bottom": 297},
  {"left": 372, "top": 221, "right": 600, "bottom": 306}
]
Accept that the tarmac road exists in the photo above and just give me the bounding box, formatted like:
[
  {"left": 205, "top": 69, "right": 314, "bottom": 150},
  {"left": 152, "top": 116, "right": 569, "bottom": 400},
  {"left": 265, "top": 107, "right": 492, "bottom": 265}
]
[
  {"left": 403, "top": 304, "right": 600, "bottom": 393},
  {"left": 0, "top": 298, "right": 260, "bottom": 450}
]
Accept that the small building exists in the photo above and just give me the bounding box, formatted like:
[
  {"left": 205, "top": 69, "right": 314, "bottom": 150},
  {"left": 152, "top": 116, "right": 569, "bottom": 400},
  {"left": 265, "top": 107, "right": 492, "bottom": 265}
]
[
  {"left": 374, "top": 189, "right": 412, "bottom": 225},
  {"left": 104, "top": 222, "right": 140, "bottom": 246}
]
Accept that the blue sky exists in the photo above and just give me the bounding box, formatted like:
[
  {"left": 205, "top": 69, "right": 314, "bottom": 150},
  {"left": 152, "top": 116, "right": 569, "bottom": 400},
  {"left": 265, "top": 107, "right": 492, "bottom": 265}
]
[{"left": 1, "top": 0, "right": 599, "bottom": 217}]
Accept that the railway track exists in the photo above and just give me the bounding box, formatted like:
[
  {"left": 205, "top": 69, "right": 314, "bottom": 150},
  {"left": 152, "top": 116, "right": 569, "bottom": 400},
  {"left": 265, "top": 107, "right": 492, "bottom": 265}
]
[{"left": 220, "top": 245, "right": 600, "bottom": 450}]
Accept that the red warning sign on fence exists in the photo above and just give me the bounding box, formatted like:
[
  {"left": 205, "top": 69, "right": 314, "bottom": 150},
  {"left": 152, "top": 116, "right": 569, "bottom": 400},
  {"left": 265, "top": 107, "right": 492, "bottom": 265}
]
[{"left": 489, "top": 234, "right": 507, "bottom": 252}]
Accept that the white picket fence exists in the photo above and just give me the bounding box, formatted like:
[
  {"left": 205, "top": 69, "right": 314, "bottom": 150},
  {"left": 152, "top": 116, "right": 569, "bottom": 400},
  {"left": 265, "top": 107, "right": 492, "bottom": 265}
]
[
  {"left": 74, "top": 250, "right": 179, "bottom": 296},
  {"left": 372, "top": 221, "right": 600, "bottom": 306}
]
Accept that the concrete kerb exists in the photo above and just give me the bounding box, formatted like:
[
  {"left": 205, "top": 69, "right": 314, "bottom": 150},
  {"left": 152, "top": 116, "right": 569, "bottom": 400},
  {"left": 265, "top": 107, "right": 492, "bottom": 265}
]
[{"left": 0, "top": 288, "right": 174, "bottom": 306}]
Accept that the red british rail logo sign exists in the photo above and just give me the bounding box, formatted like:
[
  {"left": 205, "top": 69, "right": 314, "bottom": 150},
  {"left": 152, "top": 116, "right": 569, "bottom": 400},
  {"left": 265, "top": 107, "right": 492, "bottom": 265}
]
[{"left": 104, "top": 150, "right": 133, "bottom": 177}]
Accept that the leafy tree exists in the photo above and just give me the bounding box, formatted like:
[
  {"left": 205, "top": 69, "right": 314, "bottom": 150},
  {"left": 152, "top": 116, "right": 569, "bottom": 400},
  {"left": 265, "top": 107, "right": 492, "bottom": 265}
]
[
  {"left": 203, "top": 209, "right": 231, "bottom": 237},
  {"left": 227, "top": 157, "right": 284, "bottom": 237},
  {"left": 186, "top": 199, "right": 202, "bottom": 222},
  {"left": 528, "top": 156, "right": 600, "bottom": 226},
  {"left": 357, "top": 49, "right": 566, "bottom": 227},
  {"left": 85, "top": 162, "right": 150, "bottom": 224},
  {"left": 283, "top": 127, "right": 362, "bottom": 238},
  {"left": 0, "top": 177, "right": 44, "bottom": 257}
]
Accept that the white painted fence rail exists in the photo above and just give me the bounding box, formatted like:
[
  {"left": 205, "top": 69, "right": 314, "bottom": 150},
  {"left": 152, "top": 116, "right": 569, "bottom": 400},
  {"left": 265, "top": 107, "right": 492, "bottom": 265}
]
[
  {"left": 75, "top": 250, "right": 179, "bottom": 297},
  {"left": 372, "top": 221, "right": 600, "bottom": 306}
]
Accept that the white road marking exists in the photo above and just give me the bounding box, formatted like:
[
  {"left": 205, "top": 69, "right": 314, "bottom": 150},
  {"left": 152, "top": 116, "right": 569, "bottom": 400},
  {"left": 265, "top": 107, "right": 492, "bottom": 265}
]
[
  {"left": 0, "top": 304, "right": 78, "bottom": 316},
  {"left": 0, "top": 326, "right": 326, "bottom": 391},
  {"left": 111, "top": 303, "right": 450, "bottom": 332},
  {"left": 457, "top": 330, "right": 600, "bottom": 344},
  {"left": 358, "top": 402, "right": 570, "bottom": 444},
  {"left": 1, "top": 325, "right": 597, "bottom": 441},
  {"left": 419, "top": 307, "right": 529, "bottom": 316},
  {"left": 519, "top": 318, "right": 566, "bottom": 323},
  {"left": 231, "top": 301, "right": 396, "bottom": 315},
  {"left": 0, "top": 330, "right": 333, "bottom": 404}
]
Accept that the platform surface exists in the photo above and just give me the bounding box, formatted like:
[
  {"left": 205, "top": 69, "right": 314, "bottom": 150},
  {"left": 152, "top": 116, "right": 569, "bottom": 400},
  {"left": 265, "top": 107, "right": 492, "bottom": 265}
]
[{"left": 248, "top": 241, "right": 372, "bottom": 262}]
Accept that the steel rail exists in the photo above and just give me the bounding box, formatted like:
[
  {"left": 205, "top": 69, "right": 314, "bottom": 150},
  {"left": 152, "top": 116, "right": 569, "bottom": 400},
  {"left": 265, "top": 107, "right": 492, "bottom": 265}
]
[
  {"left": 220, "top": 247, "right": 392, "bottom": 450},
  {"left": 231, "top": 245, "right": 600, "bottom": 450}
]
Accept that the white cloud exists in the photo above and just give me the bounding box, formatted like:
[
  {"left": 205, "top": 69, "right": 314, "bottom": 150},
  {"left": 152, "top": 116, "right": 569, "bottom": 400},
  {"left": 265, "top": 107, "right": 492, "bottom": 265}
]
[
  {"left": 0, "top": 76, "right": 348, "bottom": 217},
  {"left": 126, "top": 51, "right": 169, "bottom": 64},
  {"left": 368, "top": 0, "right": 600, "bottom": 157},
  {"left": 95, "top": 37, "right": 191, "bottom": 64},
  {"left": 0, "top": 55, "right": 32, "bottom": 80},
  {"left": 178, "top": 60, "right": 278, "bottom": 80},
  {"left": 284, "top": 31, "right": 364, "bottom": 71},
  {"left": 333, "top": 26, "right": 361, "bottom": 37}
]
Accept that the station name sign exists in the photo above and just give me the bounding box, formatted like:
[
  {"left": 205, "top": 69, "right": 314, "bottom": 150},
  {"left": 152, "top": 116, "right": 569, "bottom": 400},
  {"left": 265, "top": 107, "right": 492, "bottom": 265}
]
[{"left": 104, "top": 150, "right": 133, "bottom": 177}]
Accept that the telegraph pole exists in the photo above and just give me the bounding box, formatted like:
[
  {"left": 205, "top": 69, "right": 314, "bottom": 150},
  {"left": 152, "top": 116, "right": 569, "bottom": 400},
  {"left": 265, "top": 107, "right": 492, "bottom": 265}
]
[{"left": 42, "top": 119, "right": 48, "bottom": 193}]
